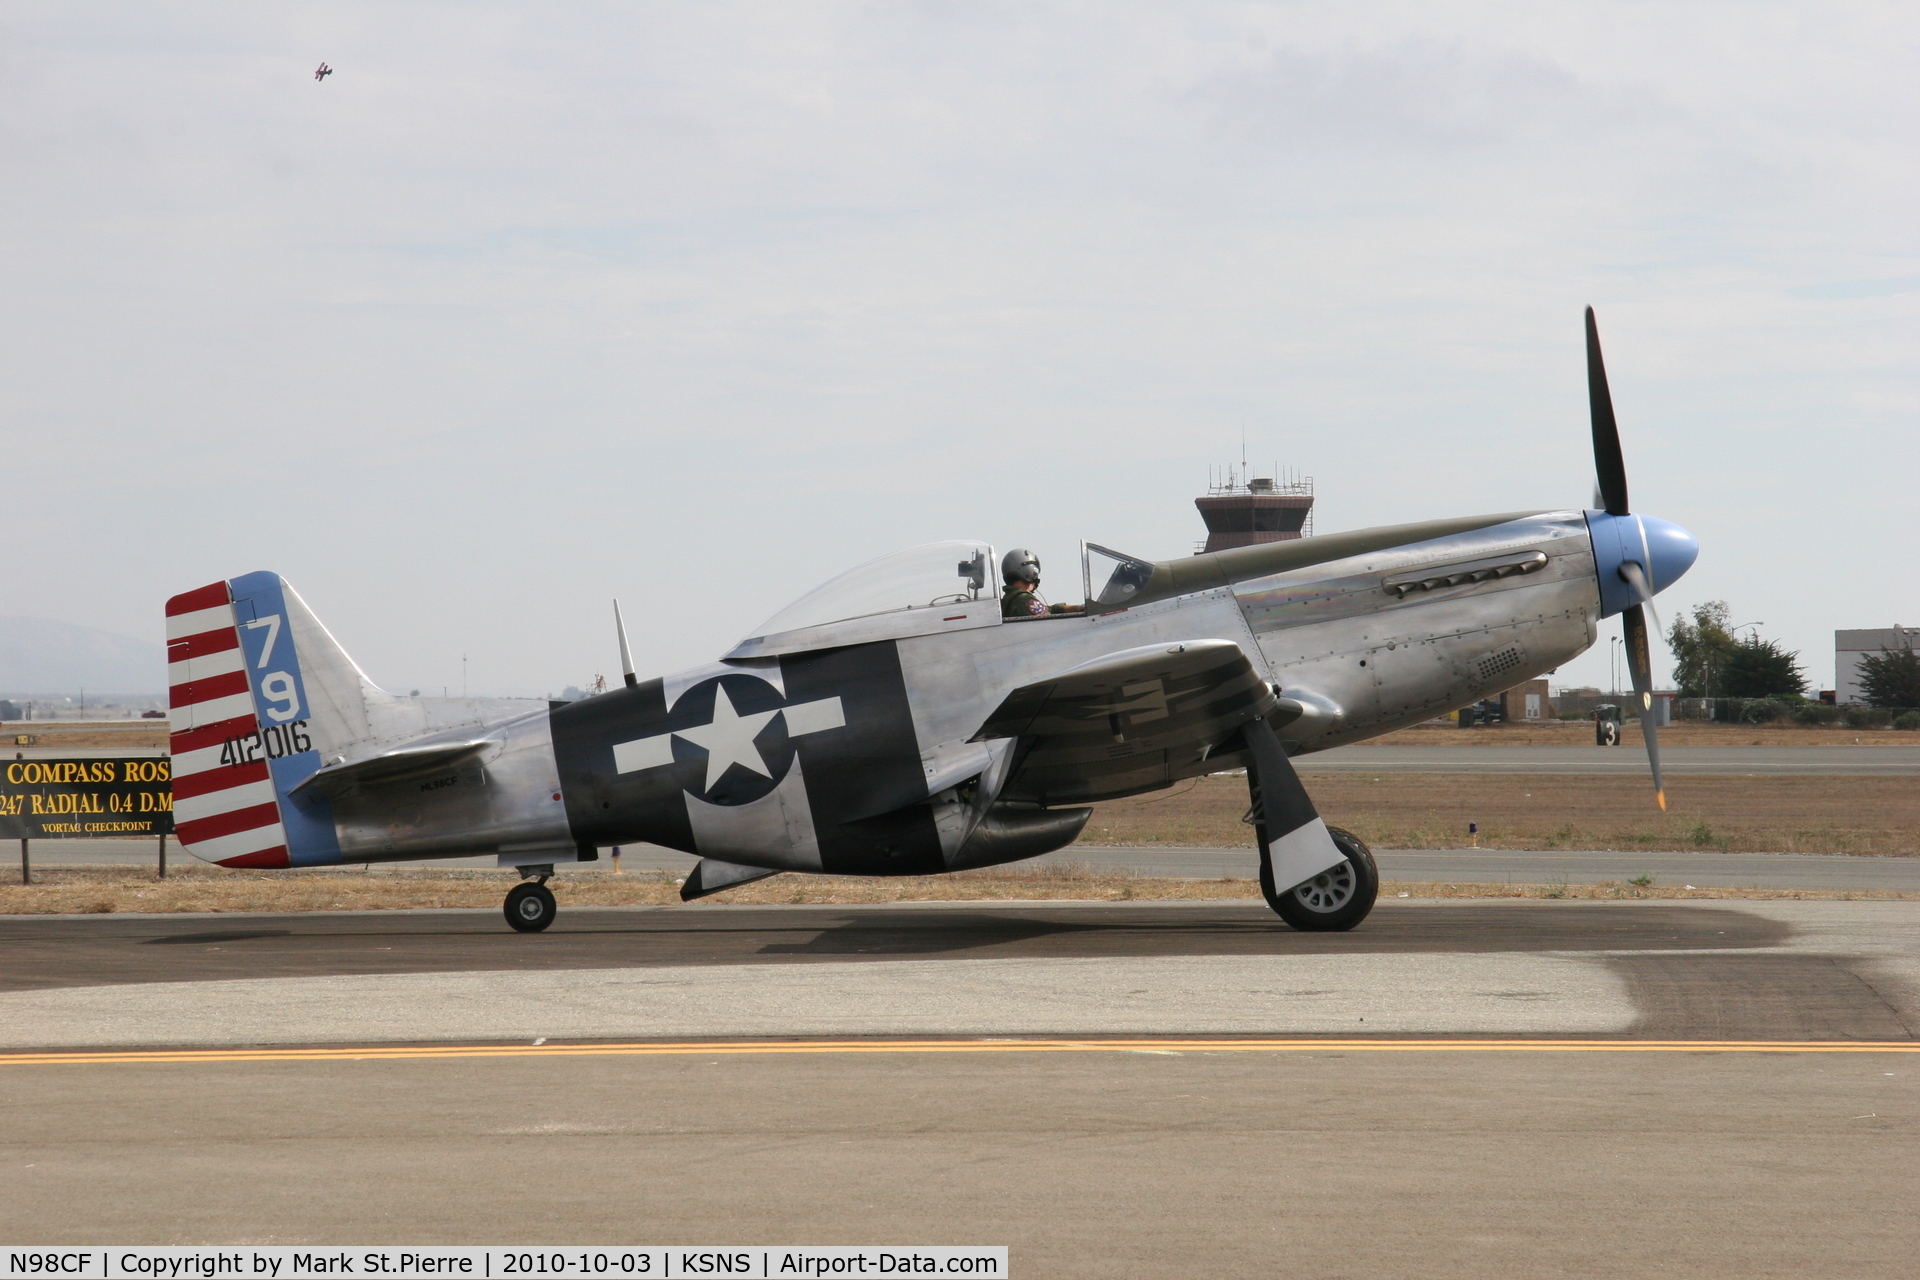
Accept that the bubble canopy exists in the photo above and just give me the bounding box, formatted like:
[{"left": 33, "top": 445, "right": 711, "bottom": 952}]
[{"left": 748, "top": 540, "right": 996, "bottom": 640}]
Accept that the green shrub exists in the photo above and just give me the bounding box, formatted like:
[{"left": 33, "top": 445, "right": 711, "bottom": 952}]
[
  {"left": 1895, "top": 711, "right": 1920, "bottom": 731},
  {"left": 1844, "top": 707, "right": 1886, "bottom": 729},
  {"left": 1792, "top": 703, "right": 1842, "bottom": 726},
  {"left": 1740, "top": 699, "right": 1787, "bottom": 723},
  {"left": 1858, "top": 648, "right": 1920, "bottom": 709}
]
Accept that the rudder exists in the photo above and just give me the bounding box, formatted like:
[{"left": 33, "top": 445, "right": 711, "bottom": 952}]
[{"left": 166, "top": 572, "right": 368, "bottom": 868}]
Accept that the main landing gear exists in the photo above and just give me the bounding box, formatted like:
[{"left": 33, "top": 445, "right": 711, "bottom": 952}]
[
  {"left": 504, "top": 867, "right": 558, "bottom": 933},
  {"left": 1243, "top": 718, "right": 1380, "bottom": 932},
  {"left": 1260, "top": 826, "right": 1380, "bottom": 932}
]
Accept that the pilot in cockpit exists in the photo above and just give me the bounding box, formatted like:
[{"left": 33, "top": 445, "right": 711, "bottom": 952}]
[{"left": 1001, "top": 549, "right": 1084, "bottom": 619}]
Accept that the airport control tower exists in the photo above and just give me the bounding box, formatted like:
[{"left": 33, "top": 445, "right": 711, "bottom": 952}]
[{"left": 1194, "top": 464, "right": 1314, "bottom": 554}]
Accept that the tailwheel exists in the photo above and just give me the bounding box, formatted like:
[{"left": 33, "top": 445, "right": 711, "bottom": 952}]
[
  {"left": 504, "top": 880, "right": 557, "bottom": 933},
  {"left": 1262, "top": 826, "right": 1379, "bottom": 932}
]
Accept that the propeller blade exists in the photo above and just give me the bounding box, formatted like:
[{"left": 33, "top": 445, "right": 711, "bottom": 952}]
[
  {"left": 1617, "top": 559, "right": 1664, "bottom": 638},
  {"left": 1621, "top": 603, "right": 1666, "bottom": 811},
  {"left": 1587, "top": 307, "right": 1630, "bottom": 516}
]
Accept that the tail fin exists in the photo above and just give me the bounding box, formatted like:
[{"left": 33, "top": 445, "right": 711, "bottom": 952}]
[{"left": 166, "top": 572, "right": 377, "bottom": 868}]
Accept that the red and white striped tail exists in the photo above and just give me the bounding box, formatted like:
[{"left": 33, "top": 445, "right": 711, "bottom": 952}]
[{"left": 166, "top": 580, "right": 290, "bottom": 868}]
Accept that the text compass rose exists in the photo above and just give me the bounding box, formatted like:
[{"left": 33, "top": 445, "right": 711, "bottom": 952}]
[{"left": 611, "top": 674, "right": 845, "bottom": 805}]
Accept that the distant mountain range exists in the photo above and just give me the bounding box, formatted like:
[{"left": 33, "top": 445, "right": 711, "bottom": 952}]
[{"left": 0, "top": 616, "right": 167, "bottom": 695}]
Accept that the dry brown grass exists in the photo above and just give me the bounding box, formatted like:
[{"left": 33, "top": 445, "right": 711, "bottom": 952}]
[
  {"left": 1368, "top": 721, "right": 1918, "bottom": 746},
  {"left": 0, "top": 864, "right": 1910, "bottom": 916},
  {"left": 4, "top": 724, "right": 169, "bottom": 749},
  {"left": 1086, "top": 773, "right": 1920, "bottom": 856}
]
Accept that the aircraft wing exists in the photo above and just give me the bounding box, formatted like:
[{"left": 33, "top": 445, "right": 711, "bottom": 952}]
[{"left": 970, "top": 638, "right": 1275, "bottom": 806}]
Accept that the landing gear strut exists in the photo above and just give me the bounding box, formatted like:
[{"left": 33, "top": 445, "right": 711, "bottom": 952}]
[
  {"left": 1260, "top": 826, "right": 1379, "bottom": 931},
  {"left": 1243, "top": 720, "right": 1379, "bottom": 932},
  {"left": 504, "top": 867, "right": 557, "bottom": 933}
]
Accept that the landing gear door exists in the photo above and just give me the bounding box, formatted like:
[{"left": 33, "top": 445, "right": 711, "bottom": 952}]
[{"left": 1082, "top": 541, "right": 1156, "bottom": 611}]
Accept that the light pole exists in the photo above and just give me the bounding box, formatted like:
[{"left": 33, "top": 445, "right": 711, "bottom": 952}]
[{"left": 1610, "top": 635, "right": 1621, "bottom": 695}]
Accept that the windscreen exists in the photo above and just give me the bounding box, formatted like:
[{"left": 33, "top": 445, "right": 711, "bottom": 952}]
[
  {"left": 1083, "top": 542, "right": 1157, "bottom": 607},
  {"left": 749, "top": 540, "right": 995, "bottom": 638}
]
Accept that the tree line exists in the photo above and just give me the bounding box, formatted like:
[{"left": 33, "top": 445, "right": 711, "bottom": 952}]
[{"left": 1666, "top": 600, "right": 1920, "bottom": 706}]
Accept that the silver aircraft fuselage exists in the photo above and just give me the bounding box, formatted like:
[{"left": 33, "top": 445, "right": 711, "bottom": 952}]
[
  {"left": 167, "top": 504, "right": 1699, "bottom": 880},
  {"left": 304, "top": 508, "right": 1609, "bottom": 874}
]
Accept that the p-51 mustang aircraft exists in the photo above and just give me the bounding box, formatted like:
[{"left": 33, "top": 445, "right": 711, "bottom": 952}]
[{"left": 165, "top": 311, "right": 1696, "bottom": 933}]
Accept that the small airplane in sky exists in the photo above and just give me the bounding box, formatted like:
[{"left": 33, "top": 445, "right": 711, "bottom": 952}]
[
  {"left": 314, "top": 63, "right": 332, "bottom": 82},
  {"left": 163, "top": 309, "right": 1695, "bottom": 933}
]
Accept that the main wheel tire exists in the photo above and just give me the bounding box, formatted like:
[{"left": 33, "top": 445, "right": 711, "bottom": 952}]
[
  {"left": 1262, "top": 826, "right": 1379, "bottom": 932},
  {"left": 504, "top": 881, "right": 557, "bottom": 933}
]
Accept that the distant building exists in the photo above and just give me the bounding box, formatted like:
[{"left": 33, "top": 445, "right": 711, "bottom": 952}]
[
  {"left": 1506, "top": 678, "right": 1552, "bottom": 721},
  {"left": 1554, "top": 686, "right": 1605, "bottom": 717},
  {"left": 1835, "top": 626, "right": 1917, "bottom": 705},
  {"left": 1194, "top": 465, "right": 1313, "bottom": 554}
]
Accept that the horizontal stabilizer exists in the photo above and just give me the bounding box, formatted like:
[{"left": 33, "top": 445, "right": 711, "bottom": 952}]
[
  {"left": 681, "top": 858, "right": 781, "bottom": 901},
  {"left": 290, "top": 739, "right": 492, "bottom": 799}
]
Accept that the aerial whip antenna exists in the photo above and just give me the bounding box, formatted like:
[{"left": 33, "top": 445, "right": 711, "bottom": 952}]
[{"left": 613, "top": 600, "right": 637, "bottom": 688}]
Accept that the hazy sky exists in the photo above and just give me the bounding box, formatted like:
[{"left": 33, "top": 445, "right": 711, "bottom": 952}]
[{"left": 5, "top": 2, "right": 1914, "bottom": 697}]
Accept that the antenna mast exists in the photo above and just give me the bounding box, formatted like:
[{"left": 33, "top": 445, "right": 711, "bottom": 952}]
[{"left": 613, "top": 600, "right": 638, "bottom": 688}]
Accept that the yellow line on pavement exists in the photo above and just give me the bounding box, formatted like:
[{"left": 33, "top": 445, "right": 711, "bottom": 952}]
[{"left": 2, "top": 1038, "right": 1916, "bottom": 1066}]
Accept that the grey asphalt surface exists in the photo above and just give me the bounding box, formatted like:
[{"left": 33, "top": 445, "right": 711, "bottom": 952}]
[
  {"left": 4, "top": 1049, "right": 1911, "bottom": 1276},
  {"left": 2, "top": 898, "right": 1915, "bottom": 1275},
  {"left": 1299, "top": 743, "right": 1920, "bottom": 773},
  {"left": 2, "top": 899, "right": 1913, "bottom": 1043},
  {"left": 10, "top": 730, "right": 1915, "bottom": 1269},
  {"left": 26, "top": 837, "right": 1920, "bottom": 891}
]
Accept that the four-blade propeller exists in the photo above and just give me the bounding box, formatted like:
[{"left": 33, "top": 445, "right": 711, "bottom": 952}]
[{"left": 1586, "top": 306, "right": 1666, "bottom": 811}]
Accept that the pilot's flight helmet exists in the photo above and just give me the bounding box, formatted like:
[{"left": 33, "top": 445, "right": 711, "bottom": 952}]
[{"left": 1002, "top": 548, "right": 1042, "bottom": 586}]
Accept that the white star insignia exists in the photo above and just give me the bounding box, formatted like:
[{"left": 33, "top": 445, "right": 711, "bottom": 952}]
[
  {"left": 672, "top": 684, "right": 780, "bottom": 792},
  {"left": 610, "top": 687, "right": 846, "bottom": 787}
]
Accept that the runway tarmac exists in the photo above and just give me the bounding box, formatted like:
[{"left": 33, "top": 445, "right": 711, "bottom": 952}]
[
  {"left": 1, "top": 898, "right": 1915, "bottom": 1274},
  {"left": 3, "top": 898, "right": 1913, "bottom": 1043},
  {"left": 1300, "top": 743, "right": 1920, "bottom": 773},
  {"left": 27, "top": 837, "right": 1920, "bottom": 891}
]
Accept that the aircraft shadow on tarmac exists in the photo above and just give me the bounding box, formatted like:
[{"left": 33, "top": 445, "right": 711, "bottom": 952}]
[
  {"left": 1, "top": 902, "right": 1798, "bottom": 997},
  {"left": 745, "top": 903, "right": 1794, "bottom": 959}
]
